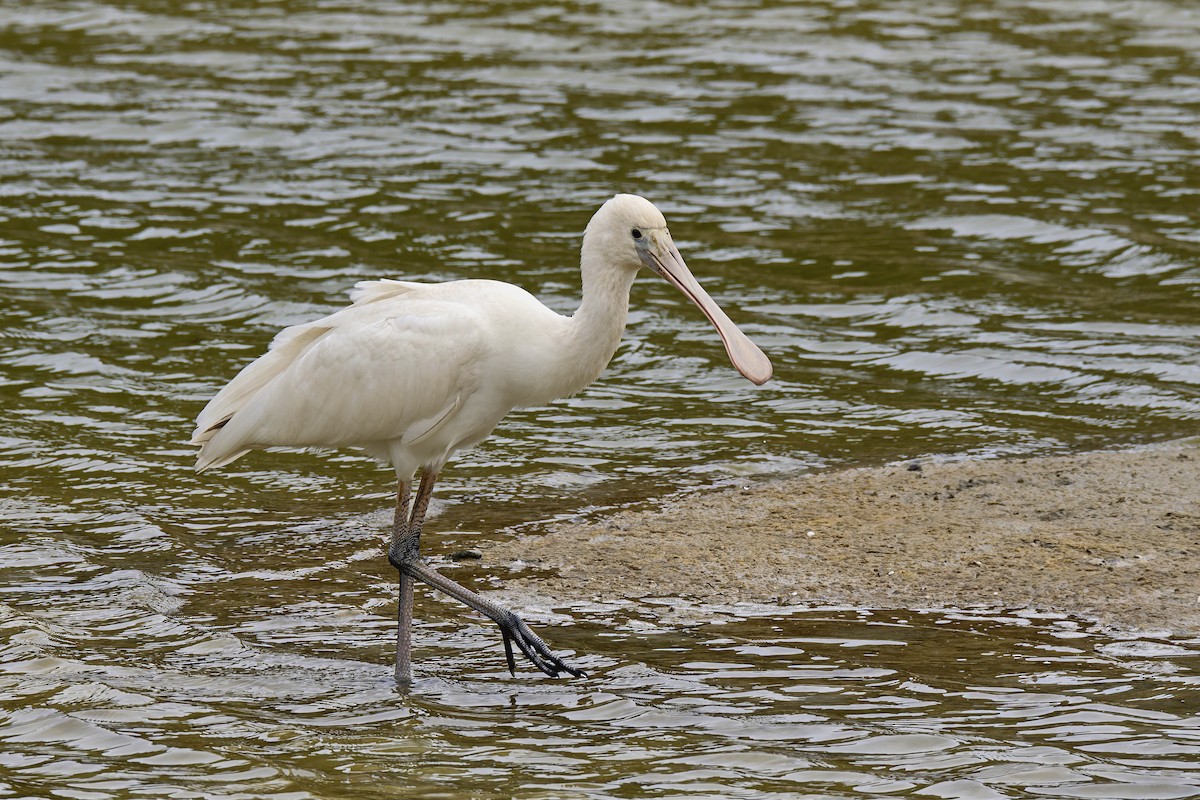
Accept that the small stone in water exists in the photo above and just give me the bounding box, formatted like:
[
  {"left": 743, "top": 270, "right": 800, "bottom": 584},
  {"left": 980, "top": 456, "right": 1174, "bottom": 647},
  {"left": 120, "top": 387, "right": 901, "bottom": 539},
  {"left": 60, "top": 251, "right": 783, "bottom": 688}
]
[{"left": 450, "top": 549, "right": 483, "bottom": 561}]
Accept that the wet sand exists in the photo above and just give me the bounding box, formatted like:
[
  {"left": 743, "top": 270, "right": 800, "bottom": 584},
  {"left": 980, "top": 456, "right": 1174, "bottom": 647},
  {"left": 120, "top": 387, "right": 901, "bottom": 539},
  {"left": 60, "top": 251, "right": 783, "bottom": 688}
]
[{"left": 479, "top": 439, "right": 1200, "bottom": 633}]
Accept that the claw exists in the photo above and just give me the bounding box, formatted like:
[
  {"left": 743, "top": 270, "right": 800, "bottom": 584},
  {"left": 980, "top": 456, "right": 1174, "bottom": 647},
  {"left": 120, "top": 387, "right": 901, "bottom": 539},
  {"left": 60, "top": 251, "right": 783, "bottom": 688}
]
[
  {"left": 502, "top": 632, "right": 517, "bottom": 677},
  {"left": 399, "top": 558, "right": 587, "bottom": 679},
  {"left": 491, "top": 609, "right": 584, "bottom": 678}
]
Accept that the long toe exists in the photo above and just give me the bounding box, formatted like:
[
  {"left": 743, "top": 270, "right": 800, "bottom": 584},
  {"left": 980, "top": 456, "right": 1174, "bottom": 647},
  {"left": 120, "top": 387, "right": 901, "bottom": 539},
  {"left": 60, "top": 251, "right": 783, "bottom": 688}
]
[
  {"left": 399, "top": 558, "right": 587, "bottom": 679},
  {"left": 497, "top": 610, "right": 586, "bottom": 679}
]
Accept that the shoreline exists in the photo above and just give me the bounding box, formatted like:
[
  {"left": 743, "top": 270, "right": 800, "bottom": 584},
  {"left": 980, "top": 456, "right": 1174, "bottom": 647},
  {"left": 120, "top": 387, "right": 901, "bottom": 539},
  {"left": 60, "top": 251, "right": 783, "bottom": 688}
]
[{"left": 475, "top": 439, "right": 1200, "bottom": 634}]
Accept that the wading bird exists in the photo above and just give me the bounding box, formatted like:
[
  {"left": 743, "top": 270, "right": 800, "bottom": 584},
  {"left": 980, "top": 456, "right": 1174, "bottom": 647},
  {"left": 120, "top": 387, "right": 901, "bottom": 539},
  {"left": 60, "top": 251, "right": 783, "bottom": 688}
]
[{"left": 192, "top": 194, "right": 771, "bottom": 683}]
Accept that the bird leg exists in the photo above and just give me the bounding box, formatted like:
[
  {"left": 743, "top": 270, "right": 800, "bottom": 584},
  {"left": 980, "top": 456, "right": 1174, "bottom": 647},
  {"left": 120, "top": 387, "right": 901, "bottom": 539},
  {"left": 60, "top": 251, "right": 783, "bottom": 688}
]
[
  {"left": 389, "top": 471, "right": 428, "bottom": 686},
  {"left": 403, "top": 558, "right": 586, "bottom": 679},
  {"left": 386, "top": 470, "right": 585, "bottom": 681}
]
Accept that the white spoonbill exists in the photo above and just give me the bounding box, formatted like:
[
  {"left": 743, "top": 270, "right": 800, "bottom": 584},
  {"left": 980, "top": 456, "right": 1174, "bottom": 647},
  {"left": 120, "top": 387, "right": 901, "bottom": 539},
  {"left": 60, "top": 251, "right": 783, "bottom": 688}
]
[{"left": 192, "top": 194, "right": 772, "bottom": 683}]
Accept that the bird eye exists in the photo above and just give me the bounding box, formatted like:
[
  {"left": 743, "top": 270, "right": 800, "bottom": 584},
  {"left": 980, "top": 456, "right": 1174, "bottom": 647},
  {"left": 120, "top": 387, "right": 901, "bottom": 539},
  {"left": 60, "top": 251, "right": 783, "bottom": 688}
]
[{"left": 631, "top": 229, "right": 643, "bottom": 240}]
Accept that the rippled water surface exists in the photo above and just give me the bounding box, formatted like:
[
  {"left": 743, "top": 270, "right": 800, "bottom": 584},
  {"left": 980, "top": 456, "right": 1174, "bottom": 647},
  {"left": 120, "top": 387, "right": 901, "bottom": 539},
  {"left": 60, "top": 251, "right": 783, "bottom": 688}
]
[
  {"left": 3, "top": 602, "right": 1199, "bottom": 799},
  {"left": 2, "top": 0, "right": 1199, "bottom": 797}
]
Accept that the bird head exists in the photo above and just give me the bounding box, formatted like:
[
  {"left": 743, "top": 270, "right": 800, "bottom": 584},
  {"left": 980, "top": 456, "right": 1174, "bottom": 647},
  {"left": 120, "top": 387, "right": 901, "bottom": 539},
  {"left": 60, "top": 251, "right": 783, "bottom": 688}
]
[{"left": 589, "top": 193, "right": 773, "bottom": 386}]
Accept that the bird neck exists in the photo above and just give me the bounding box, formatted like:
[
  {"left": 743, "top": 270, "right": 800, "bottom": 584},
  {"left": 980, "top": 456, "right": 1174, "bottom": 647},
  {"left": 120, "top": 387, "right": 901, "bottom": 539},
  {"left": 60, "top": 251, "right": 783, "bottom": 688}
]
[{"left": 558, "top": 250, "right": 638, "bottom": 396}]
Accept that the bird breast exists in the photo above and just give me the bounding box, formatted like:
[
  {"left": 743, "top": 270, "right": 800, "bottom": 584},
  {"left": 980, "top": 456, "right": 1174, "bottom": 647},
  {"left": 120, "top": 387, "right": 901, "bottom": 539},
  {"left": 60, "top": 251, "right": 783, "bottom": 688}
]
[{"left": 193, "top": 277, "right": 627, "bottom": 474}]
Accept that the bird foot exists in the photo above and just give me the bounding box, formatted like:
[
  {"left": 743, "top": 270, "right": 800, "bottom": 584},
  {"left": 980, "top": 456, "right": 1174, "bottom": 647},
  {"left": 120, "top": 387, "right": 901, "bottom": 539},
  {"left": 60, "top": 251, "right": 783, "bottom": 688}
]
[
  {"left": 397, "top": 557, "right": 586, "bottom": 679},
  {"left": 496, "top": 609, "right": 587, "bottom": 679}
]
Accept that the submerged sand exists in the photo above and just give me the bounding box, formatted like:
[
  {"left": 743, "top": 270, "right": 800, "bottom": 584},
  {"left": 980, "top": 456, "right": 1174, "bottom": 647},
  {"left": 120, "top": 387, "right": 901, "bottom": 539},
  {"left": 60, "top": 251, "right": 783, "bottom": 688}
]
[{"left": 479, "top": 440, "right": 1200, "bottom": 633}]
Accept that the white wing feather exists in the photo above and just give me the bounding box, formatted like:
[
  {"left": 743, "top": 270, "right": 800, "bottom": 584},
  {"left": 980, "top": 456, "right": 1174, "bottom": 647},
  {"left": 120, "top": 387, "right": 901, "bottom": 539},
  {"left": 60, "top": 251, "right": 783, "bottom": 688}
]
[
  {"left": 193, "top": 289, "right": 489, "bottom": 472},
  {"left": 347, "top": 278, "right": 423, "bottom": 306}
]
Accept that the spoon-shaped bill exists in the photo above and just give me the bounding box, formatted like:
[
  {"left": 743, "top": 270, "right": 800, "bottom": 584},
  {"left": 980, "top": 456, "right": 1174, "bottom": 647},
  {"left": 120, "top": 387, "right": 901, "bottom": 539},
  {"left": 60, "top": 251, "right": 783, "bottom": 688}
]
[{"left": 641, "top": 237, "right": 773, "bottom": 385}]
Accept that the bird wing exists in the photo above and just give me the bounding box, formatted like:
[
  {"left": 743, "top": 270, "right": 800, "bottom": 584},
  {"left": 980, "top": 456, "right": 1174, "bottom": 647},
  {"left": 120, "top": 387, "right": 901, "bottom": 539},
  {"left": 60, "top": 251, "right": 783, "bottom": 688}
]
[
  {"left": 193, "top": 279, "right": 426, "bottom": 439},
  {"left": 192, "top": 292, "right": 489, "bottom": 472},
  {"left": 346, "top": 278, "right": 424, "bottom": 306}
]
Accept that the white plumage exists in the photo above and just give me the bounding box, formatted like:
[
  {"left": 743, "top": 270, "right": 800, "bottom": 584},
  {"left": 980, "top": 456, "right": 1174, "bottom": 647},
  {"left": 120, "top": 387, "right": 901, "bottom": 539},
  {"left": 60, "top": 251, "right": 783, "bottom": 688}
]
[
  {"left": 193, "top": 279, "right": 576, "bottom": 476},
  {"left": 192, "top": 194, "right": 771, "bottom": 682}
]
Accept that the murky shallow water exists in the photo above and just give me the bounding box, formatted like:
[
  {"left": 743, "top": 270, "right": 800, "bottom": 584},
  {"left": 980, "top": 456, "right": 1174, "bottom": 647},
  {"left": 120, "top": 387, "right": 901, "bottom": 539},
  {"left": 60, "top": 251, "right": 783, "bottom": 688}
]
[
  {"left": 2, "top": 0, "right": 1199, "bottom": 797},
  {"left": 3, "top": 600, "right": 1199, "bottom": 799}
]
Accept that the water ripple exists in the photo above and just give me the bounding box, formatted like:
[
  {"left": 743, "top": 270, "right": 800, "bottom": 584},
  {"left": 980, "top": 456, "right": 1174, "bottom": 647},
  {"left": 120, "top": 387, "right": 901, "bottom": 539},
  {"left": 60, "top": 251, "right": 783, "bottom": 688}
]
[{"left": 2, "top": 0, "right": 1200, "bottom": 797}]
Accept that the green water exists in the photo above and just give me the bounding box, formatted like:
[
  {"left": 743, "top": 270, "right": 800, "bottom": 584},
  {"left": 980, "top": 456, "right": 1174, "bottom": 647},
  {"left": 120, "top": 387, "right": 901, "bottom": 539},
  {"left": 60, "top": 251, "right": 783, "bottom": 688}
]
[{"left": 1, "top": 1, "right": 1198, "bottom": 798}]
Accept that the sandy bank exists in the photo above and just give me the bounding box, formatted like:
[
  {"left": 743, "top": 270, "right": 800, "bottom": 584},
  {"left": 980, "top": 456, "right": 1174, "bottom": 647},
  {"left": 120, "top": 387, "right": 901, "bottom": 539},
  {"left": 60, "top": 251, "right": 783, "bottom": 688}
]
[{"left": 478, "top": 440, "right": 1200, "bottom": 633}]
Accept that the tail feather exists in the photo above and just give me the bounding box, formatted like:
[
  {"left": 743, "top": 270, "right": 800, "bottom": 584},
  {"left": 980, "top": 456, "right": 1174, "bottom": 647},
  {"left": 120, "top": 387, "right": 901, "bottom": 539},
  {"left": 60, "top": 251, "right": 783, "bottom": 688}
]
[
  {"left": 192, "top": 280, "right": 424, "bottom": 472},
  {"left": 195, "top": 442, "right": 251, "bottom": 473},
  {"left": 191, "top": 325, "right": 332, "bottom": 472}
]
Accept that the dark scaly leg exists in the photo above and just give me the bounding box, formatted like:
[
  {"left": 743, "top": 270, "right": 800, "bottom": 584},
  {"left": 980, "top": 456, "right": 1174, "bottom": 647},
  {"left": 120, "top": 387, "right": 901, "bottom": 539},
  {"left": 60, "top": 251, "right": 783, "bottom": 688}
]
[
  {"left": 387, "top": 469, "right": 584, "bottom": 680},
  {"left": 404, "top": 559, "right": 586, "bottom": 679},
  {"left": 389, "top": 478, "right": 413, "bottom": 685},
  {"left": 391, "top": 474, "right": 434, "bottom": 690},
  {"left": 389, "top": 471, "right": 434, "bottom": 686}
]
